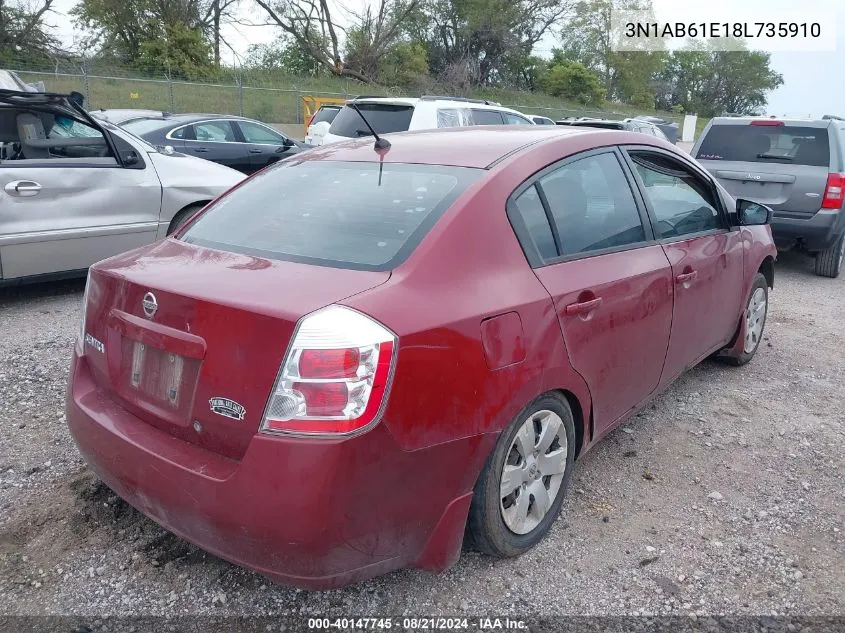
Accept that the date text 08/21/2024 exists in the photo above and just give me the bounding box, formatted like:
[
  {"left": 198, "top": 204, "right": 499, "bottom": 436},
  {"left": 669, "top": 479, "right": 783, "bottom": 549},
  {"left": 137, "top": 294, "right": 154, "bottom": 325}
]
[{"left": 307, "top": 617, "right": 528, "bottom": 630}]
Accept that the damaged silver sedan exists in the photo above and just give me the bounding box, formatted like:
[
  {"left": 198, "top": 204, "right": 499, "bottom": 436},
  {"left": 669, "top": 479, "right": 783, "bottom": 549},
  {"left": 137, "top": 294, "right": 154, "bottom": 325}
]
[{"left": 0, "top": 88, "right": 245, "bottom": 285}]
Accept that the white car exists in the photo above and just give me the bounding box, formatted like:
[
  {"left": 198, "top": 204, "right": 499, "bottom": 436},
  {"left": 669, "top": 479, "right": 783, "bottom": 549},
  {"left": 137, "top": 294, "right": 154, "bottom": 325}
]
[
  {"left": 0, "top": 89, "right": 245, "bottom": 284},
  {"left": 304, "top": 105, "right": 342, "bottom": 146},
  {"left": 319, "top": 96, "right": 535, "bottom": 145}
]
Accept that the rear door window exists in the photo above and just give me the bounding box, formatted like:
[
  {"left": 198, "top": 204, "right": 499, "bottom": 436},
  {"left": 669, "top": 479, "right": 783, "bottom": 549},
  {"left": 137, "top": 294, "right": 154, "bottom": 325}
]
[
  {"left": 328, "top": 104, "right": 414, "bottom": 138},
  {"left": 181, "top": 161, "right": 481, "bottom": 271},
  {"left": 696, "top": 125, "right": 830, "bottom": 167},
  {"left": 539, "top": 151, "right": 647, "bottom": 255},
  {"left": 194, "top": 120, "right": 237, "bottom": 142}
]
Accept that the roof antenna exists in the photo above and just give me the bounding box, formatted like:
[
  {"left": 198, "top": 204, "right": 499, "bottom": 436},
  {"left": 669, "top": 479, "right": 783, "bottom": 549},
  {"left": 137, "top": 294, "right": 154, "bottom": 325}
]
[{"left": 349, "top": 102, "right": 391, "bottom": 150}]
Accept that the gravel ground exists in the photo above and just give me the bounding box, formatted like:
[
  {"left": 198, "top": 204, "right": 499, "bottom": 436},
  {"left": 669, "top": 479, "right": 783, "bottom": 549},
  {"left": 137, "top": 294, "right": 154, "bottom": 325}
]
[{"left": 0, "top": 250, "right": 843, "bottom": 619}]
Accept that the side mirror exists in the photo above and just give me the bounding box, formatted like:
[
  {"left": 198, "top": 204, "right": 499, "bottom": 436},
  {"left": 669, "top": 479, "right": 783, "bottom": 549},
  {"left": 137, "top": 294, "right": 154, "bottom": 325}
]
[
  {"left": 736, "top": 199, "right": 772, "bottom": 226},
  {"left": 282, "top": 137, "right": 295, "bottom": 148}
]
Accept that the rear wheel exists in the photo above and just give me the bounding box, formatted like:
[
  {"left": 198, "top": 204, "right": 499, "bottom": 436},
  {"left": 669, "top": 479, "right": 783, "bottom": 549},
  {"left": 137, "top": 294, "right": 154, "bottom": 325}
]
[
  {"left": 814, "top": 234, "right": 845, "bottom": 278},
  {"left": 468, "top": 394, "right": 575, "bottom": 557},
  {"left": 167, "top": 203, "right": 206, "bottom": 236}
]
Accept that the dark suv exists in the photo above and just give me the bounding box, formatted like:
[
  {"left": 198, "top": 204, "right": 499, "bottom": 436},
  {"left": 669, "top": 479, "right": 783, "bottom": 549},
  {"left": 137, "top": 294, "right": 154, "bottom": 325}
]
[
  {"left": 693, "top": 117, "right": 845, "bottom": 278},
  {"left": 556, "top": 118, "right": 671, "bottom": 142}
]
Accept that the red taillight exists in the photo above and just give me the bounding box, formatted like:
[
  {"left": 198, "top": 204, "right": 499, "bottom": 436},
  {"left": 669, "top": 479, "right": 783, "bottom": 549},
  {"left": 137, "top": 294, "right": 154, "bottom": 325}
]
[
  {"left": 750, "top": 120, "right": 784, "bottom": 126},
  {"left": 822, "top": 173, "right": 845, "bottom": 210},
  {"left": 261, "top": 306, "right": 397, "bottom": 436},
  {"left": 299, "top": 348, "right": 360, "bottom": 379},
  {"left": 294, "top": 382, "right": 349, "bottom": 417}
]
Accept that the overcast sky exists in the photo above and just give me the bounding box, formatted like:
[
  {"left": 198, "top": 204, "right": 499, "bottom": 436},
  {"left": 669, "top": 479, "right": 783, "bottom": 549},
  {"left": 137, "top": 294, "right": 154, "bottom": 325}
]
[{"left": 46, "top": 0, "right": 844, "bottom": 118}]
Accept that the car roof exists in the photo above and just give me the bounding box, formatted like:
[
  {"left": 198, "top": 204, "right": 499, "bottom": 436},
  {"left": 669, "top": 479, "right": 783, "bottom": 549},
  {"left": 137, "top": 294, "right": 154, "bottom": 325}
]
[
  {"left": 298, "top": 125, "right": 636, "bottom": 169},
  {"left": 122, "top": 113, "right": 252, "bottom": 127}
]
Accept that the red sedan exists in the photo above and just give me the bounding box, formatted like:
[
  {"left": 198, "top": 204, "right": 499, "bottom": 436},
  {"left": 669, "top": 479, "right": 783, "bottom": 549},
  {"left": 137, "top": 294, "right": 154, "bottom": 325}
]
[{"left": 66, "top": 126, "right": 777, "bottom": 589}]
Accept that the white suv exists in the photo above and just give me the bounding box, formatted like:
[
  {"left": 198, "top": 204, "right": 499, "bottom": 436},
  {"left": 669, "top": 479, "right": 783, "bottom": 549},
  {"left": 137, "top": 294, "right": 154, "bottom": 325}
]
[{"left": 318, "top": 96, "right": 535, "bottom": 145}]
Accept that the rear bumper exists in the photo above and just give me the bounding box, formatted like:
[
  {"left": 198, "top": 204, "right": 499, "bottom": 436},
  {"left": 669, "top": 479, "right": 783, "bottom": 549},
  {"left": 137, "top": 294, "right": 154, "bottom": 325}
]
[
  {"left": 771, "top": 209, "right": 845, "bottom": 252},
  {"left": 65, "top": 352, "right": 490, "bottom": 590}
]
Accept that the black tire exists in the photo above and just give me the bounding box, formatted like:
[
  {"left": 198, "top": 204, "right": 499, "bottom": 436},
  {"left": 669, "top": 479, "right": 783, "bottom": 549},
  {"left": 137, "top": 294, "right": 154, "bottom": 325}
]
[
  {"left": 167, "top": 203, "right": 206, "bottom": 236},
  {"left": 814, "top": 234, "right": 844, "bottom": 278},
  {"left": 721, "top": 273, "right": 769, "bottom": 367},
  {"left": 467, "top": 393, "right": 576, "bottom": 558}
]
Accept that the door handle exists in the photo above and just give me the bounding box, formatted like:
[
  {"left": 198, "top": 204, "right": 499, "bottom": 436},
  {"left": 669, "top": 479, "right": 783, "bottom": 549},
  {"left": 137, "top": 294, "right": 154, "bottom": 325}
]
[
  {"left": 675, "top": 271, "right": 698, "bottom": 285},
  {"left": 4, "top": 180, "right": 42, "bottom": 197},
  {"left": 193, "top": 148, "right": 209, "bottom": 153},
  {"left": 249, "top": 149, "right": 263, "bottom": 154},
  {"left": 564, "top": 297, "right": 603, "bottom": 316}
]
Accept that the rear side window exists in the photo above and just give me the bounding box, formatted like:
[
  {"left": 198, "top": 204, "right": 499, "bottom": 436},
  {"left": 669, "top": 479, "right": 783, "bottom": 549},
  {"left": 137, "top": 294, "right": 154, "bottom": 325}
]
[
  {"left": 437, "top": 108, "right": 463, "bottom": 128},
  {"left": 328, "top": 104, "right": 414, "bottom": 138},
  {"left": 469, "top": 110, "right": 505, "bottom": 126},
  {"left": 504, "top": 113, "right": 532, "bottom": 125},
  {"left": 696, "top": 125, "right": 830, "bottom": 167},
  {"left": 513, "top": 185, "right": 557, "bottom": 260},
  {"left": 181, "top": 161, "right": 481, "bottom": 271}
]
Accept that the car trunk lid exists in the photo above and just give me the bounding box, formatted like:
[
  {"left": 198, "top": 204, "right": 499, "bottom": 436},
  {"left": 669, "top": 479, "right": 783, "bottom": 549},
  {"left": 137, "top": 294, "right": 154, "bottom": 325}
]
[
  {"left": 701, "top": 163, "right": 829, "bottom": 215},
  {"left": 82, "top": 239, "right": 390, "bottom": 461}
]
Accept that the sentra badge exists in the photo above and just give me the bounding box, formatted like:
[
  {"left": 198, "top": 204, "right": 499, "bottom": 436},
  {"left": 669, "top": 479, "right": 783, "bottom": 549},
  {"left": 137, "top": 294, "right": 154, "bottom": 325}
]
[
  {"left": 84, "top": 333, "right": 105, "bottom": 353},
  {"left": 209, "top": 397, "right": 246, "bottom": 421}
]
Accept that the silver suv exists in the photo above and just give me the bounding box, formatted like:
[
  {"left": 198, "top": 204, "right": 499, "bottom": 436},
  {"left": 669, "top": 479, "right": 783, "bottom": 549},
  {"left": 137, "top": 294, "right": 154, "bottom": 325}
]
[{"left": 693, "top": 117, "right": 845, "bottom": 278}]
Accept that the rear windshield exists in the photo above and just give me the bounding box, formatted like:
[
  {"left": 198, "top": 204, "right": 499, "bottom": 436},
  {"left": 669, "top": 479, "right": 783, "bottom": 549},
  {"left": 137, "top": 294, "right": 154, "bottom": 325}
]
[
  {"left": 328, "top": 104, "right": 414, "bottom": 138},
  {"left": 312, "top": 107, "right": 340, "bottom": 125},
  {"left": 696, "top": 125, "right": 830, "bottom": 167},
  {"left": 180, "top": 160, "right": 481, "bottom": 271},
  {"left": 122, "top": 118, "right": 173, "bottom": 136}
]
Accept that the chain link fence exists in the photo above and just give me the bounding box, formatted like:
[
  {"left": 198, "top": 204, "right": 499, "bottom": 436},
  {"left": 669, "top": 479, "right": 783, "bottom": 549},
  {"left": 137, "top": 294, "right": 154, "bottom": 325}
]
[{"left": 6, "top": 57, "right": 684, "bottom": 129}]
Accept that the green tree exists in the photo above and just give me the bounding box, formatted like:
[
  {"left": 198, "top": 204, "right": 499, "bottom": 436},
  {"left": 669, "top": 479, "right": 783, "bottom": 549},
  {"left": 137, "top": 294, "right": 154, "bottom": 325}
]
[
  {"left": 72, "top": 0, "right": 214, "bottom": 77},
  {"left": 413, "top": 0, "right": 575, "bottom": 88},
  {"left": 0, "top": 0, "right": 61, "bottom": 65},
  {"left": 245, "top": 38, "right": 323, "bottom": 76},
  {"left": 655, "top": 40, "right": 783, "bottom": 116},
  {"left": 540, "top": 59, "right": 604, "bottom": 105},
  {"left": 137, "top": 22, "right": 213, "bottom": 78},
  {"left": 253, "top": 0, "right": 420, "bottom": 83},
  {"left": 558, "top": 0, "right": 664, "bottom": 104},
  {"left": 377, "top": 41, "right": 430, "bottom": 87}
]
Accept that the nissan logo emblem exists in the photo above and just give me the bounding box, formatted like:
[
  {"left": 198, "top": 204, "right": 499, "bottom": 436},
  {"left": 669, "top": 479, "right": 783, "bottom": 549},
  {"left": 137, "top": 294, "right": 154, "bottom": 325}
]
[{"left": 142, "top": 292, "right": 158, "bottom": 318}]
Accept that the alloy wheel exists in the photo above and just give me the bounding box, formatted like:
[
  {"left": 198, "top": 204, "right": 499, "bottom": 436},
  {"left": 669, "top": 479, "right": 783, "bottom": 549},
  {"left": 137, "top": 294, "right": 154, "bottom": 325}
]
[
  {"left": 744, "top": 287, "right": 767, "bottom": 354},
  {"left": 499, "top": 410, "right": 568, "bottom": 535}
]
